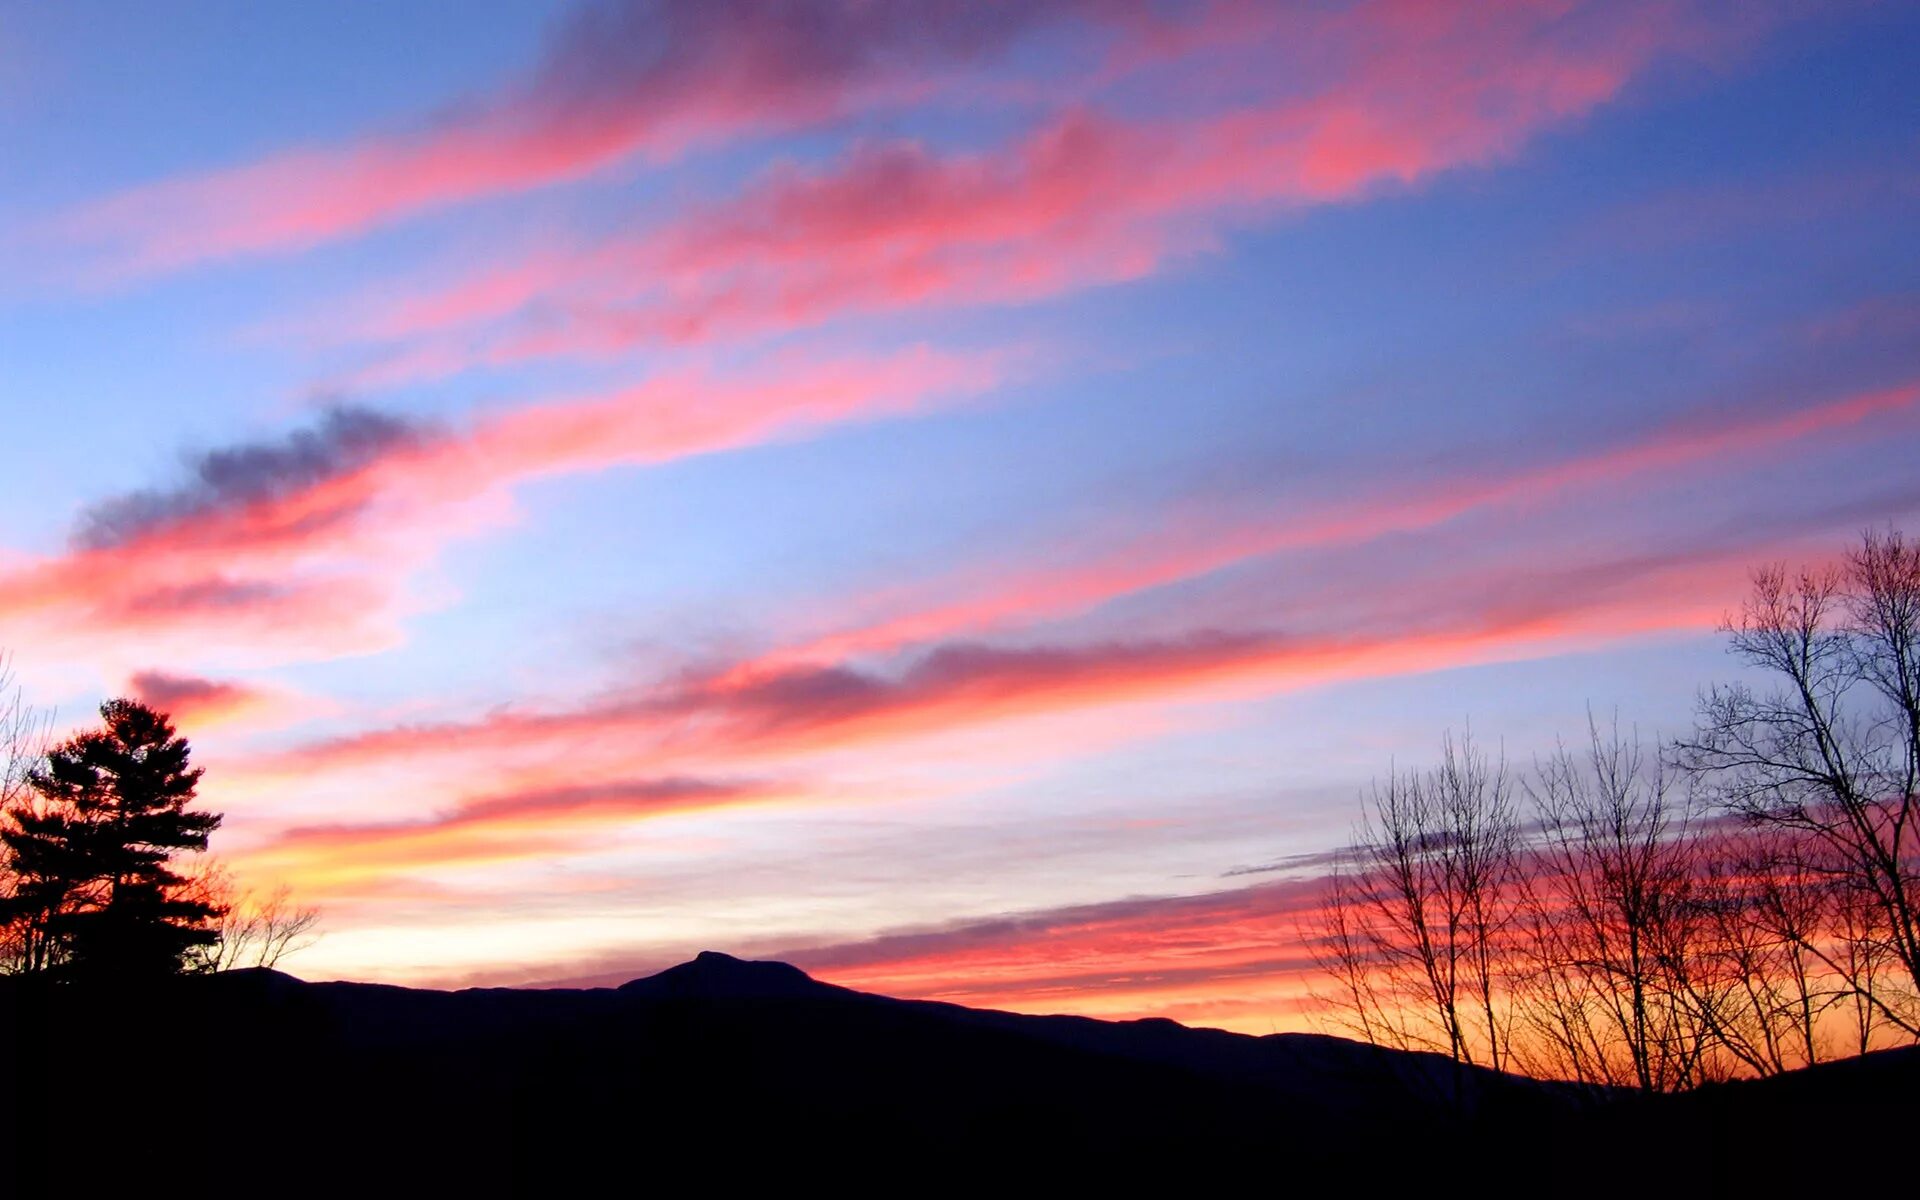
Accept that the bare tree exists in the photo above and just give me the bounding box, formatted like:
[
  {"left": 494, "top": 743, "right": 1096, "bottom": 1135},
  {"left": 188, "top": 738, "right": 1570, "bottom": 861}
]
[
  {"left": 183, "top": 860, "right": 322, "bottom": 972},
  {"left": 1833, "top": 873, "right": 1900, "bottom": 1052},
  {"left": 0, "top": 656, "right": 50, "bottom": 974},
  {"left": 1309, "top": 858, "right": 1398, "bottom": 1050},
  {"left": 1308, "top": 732, "right": 1522, "bottom": 1071},
  {"left": 1690, "top": 828, "right": 1842, "bottom": 1075},
  {"left": 0, "top": 657, "right": 40, "bottom": 809},
  {"left": 1676, "top": 529, "right": 1920, "bottom": 1038},
  {"left": 1511, "top": 721, "right": 1720, "bottom": 1091}
]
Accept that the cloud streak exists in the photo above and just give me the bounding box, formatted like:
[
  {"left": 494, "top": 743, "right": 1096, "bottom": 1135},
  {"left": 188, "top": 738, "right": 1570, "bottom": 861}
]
[
  {"left": 727, "top": 379, "right": 1920, "bottom": 674},
  {"left": 319, "top": 0, "right": 1766, "bottom": 384},
  {"left": 74, "top": 405, "right": 426, "bottom": 551},
  {"left": 127, "top": 670, "right": 276, "bottom": 728},
  {"left": 50, "top": 0, "right": 1132, "bottom": 275},
  {"left": 790, "top": 878, "right": 1329, "bottom": 1025},
  {"left": 251, "top": 776, "right": 782, "bottom": 891},
  {"left": 0, "top": 345, "right": 1000, "bottom": 668},
  {"left": 247, "top": 551, "right": 1735, "bottom": 807}
]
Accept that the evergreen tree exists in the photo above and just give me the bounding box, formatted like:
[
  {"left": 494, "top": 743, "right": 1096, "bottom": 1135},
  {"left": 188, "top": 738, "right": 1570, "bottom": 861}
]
[{"left": 0, "top": 699, "right": 223, "bottom": 978}]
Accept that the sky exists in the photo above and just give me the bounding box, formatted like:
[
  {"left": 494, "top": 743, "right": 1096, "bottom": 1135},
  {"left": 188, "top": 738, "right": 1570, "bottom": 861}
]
[{"left": 0, "top": 0, "right": 1917, "bottom": 1030}]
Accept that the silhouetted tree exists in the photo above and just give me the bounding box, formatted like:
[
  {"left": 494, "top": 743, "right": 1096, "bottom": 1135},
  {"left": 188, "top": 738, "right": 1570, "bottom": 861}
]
[
  {"left": 0, "top": 655, "right": 51, "bottom": 972},
  {"left": 1511, "top": 722, "right": 1721, "bottom": 1090},
  {"left": 0, "top": 658, "right": 39, "bottom": 810},
  {"left": 0, "top": 699, "right": 223, "bottom": 979},
  {"left": 183, "top": 860, "right": 321, "bottom": 971},
  {"left": 1309, "top": 531, "right": 1920, "bottom": 1088},
  {"left": 1676, "top": 528, "right": 1920, "bottom": 1036},
  {"left": 1308, "top": 731, "right": 1521, "bottom": 1071}
]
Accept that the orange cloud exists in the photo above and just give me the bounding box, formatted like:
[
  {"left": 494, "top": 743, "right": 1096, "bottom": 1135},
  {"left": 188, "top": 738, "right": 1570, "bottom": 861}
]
[{"left": 246, "top": 776, "right": 786, "bottom": 893}]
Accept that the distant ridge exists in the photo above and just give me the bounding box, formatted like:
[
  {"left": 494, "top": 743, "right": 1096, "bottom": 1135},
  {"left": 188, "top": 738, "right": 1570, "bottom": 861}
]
[
  {"left": 1, "top": 954, "right": 1914, "bottom": 1196},
  {"left": 618, "top": 949, "right": 836, "bottom": 1000}
]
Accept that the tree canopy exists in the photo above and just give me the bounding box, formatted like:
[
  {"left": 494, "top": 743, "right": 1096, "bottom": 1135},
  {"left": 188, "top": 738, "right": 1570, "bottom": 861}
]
[{"left": 1, "top": 699, "right": 223, "bottom": 979}]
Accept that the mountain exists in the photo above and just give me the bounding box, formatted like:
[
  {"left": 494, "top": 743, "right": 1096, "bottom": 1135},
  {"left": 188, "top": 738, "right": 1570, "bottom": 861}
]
[{"left": 0, "top": 953, "right": 1911, "bottom": 1195}]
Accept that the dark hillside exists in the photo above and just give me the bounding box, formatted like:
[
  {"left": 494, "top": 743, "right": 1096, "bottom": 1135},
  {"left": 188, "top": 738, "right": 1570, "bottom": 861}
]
[{"left": 0, "top": 953, "right": 1908, "bottom": 1196}]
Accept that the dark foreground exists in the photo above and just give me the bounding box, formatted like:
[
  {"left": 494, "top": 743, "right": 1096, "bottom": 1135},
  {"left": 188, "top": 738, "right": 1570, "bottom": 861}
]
[{"left": 2, "top": 953, "right": 1913, "bottom": 1196}]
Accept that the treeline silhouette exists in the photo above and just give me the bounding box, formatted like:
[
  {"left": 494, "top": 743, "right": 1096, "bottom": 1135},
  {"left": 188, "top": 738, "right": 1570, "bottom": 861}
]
[
  {"left": 1310, "top": 528, "right": 1920, "bottom": 1088},
  {"left": 0, "top": 688, "right": 315, "bottom": 978}
]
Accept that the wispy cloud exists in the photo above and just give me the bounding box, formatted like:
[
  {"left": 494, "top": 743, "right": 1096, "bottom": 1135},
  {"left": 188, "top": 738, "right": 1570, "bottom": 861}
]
[
  {"left": 319, "top": 0, "right": 1764, "bottom": 386},
  {"left": 74, "top": 405, "right": 427, "bottom": 551},
  {"left": 726, "top": 380, "right": 1920, "bottom": 674},
  {"left": 47, "top": 0, "right": 1133, "bottom": 276},
  {"left": 237, "top": 548, "right": 1738, "bottom": 848},
  {"left": 0, "top": 345, "right": 1001, "bottom": 669},
  {"left": 251, "top": 775, "right": 785, "bottom": 890},
  {"left": 127, "top": 669, "right": 277, "bottom": 728}
]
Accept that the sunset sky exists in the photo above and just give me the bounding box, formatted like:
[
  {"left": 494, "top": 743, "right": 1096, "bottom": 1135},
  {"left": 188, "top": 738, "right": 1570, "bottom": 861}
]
[{"left": 1, "top": 0, "right": 1916, "bottom": 1030}]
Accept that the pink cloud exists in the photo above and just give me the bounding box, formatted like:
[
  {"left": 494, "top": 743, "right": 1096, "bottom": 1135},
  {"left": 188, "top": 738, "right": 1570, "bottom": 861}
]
[
  {"left": 731, "top": 380, "right": 1920, "bottom": 675},
  {"left": 127, "top": 670, "right": 278, "bottom": 729},
  {"left": 219, "top": 613, "right": 1662, "bottom": 901},
  {"left": 50, "top": 0, "right": 1135, "bottom": 276},
  {"left": 321, "top": 0, "right": 1767, "bottom": 383},
  {"left": 0, "top": 346, "right": 998, "bottom": 671},
  {"left": 242, "top": 550, "right": 1742, "bottom": 805}
]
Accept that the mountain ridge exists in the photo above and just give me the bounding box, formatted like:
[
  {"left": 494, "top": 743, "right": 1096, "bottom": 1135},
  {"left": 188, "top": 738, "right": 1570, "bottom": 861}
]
[
  {"left": 3, "top": 951, "right": 1914, "bottom": 1195},
  {"left": 250, "top": 949, "right": 1586, "bottom": 1114}
]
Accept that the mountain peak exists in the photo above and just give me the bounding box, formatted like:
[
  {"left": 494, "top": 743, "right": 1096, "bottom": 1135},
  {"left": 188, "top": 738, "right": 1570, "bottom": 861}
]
[{"left": 618, "top": 951, "right": 828, "bottom": 1000}]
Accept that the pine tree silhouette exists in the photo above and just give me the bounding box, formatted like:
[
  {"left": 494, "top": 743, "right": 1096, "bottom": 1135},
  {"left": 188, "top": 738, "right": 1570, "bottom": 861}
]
[{"left": 2, "top": 699, "right": 223, "bottom": 978}]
